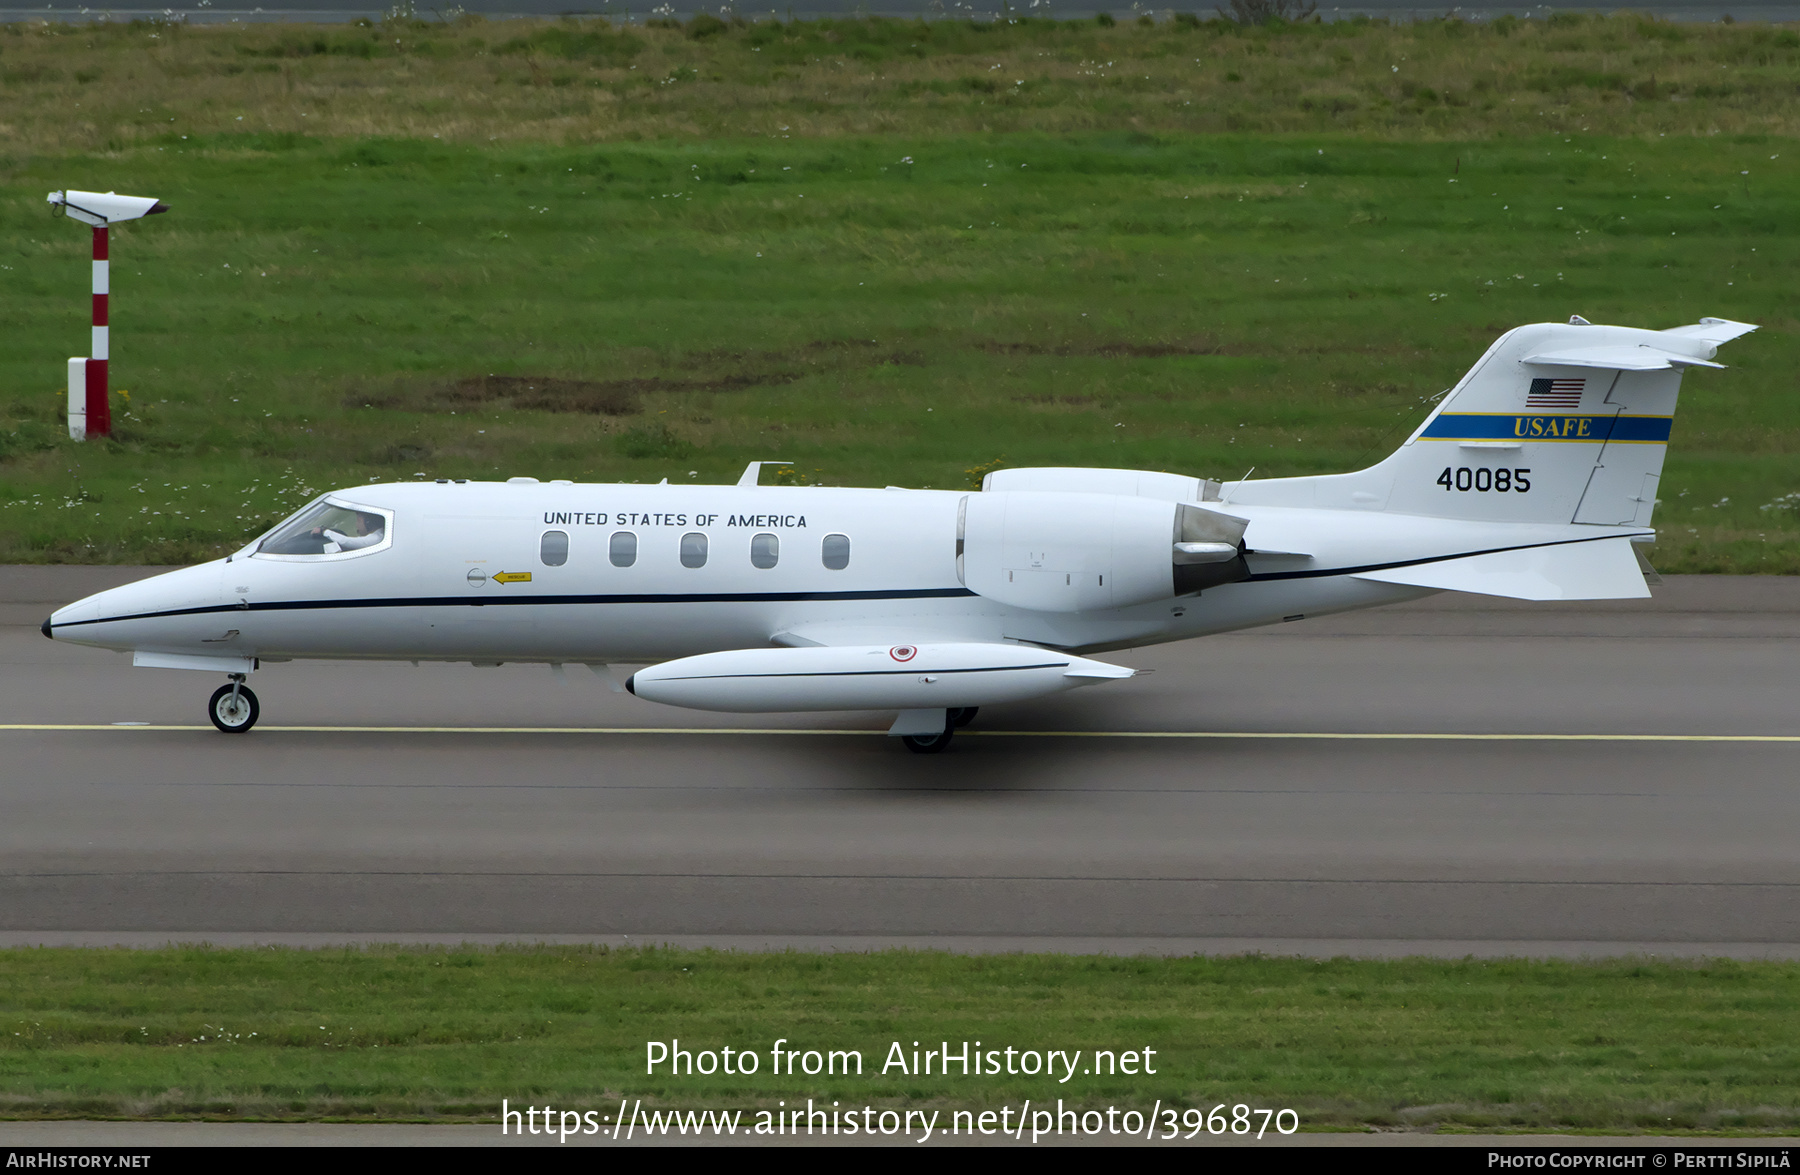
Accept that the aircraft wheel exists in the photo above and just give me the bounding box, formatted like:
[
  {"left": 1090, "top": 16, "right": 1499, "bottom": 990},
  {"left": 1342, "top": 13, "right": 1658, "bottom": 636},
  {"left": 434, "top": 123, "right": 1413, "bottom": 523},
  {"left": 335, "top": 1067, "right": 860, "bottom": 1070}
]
[
  {"left": 948, "top": 707, "right": 979, "bottom": 728},
  {"left": 208, "top": 682, "right": 260, "bottom": 733},
  {"left": 901, "top": 724, "right": 954, "bottom": 755}
]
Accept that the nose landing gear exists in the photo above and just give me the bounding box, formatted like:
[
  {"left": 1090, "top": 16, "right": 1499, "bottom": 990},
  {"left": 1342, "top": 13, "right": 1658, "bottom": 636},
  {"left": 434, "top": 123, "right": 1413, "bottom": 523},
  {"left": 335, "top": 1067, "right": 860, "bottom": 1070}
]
[{"left": 209, "top": 674, "right": 260, "bottom": 733}]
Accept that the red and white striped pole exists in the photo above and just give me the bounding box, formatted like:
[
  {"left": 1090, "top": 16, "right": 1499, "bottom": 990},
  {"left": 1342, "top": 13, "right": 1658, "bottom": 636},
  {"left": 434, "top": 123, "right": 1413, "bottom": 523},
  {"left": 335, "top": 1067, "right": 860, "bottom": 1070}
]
[
  {"left": 88, "top": 224, "right": 110, "bottom": 438},
  {"left": 46, "top": 190, "right": 167, "bottom": 441}
]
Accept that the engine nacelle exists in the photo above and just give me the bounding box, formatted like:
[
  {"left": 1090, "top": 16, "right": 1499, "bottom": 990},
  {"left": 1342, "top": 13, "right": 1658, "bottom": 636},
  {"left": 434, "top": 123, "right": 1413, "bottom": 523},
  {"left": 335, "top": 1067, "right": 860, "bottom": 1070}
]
[{"left": 957, "top": 491, "right": 1249, "bottom": 614}]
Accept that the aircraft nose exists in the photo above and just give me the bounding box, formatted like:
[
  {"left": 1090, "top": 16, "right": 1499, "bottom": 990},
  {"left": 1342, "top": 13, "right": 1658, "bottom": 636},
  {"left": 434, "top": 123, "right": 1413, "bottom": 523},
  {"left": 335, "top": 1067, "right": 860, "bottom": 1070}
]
[
  {"left": 44, "top": 562, "right": 223, "bottom": 651},
  {"left": 41, "top": 615, "right": 53, "bottom": 640}
]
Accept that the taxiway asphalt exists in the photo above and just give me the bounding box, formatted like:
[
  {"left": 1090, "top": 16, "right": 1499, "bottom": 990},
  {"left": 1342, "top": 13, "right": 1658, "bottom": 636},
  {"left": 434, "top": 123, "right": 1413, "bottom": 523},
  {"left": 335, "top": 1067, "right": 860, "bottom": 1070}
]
[{"left": 4, "top": 568, "right": 1797, "bottom": 955}]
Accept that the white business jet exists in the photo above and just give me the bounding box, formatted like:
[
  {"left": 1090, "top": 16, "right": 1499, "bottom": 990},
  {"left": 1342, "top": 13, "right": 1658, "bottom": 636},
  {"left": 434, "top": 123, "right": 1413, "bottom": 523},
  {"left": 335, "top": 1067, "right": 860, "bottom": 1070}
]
[{"left": 45, "top": 315, "right": 1754, "bottom": 751}]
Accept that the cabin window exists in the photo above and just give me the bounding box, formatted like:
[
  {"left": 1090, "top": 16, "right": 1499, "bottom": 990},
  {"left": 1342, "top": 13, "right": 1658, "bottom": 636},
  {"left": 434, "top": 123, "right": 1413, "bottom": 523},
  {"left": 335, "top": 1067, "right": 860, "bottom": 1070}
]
[
  {"left": 821, "top": 533, "right": 850, "bottom": 571},
  {"left": 750, "top": 532, "right": 779, "bottom": 569},
  {"left": 609, "top": 531, "right": 637, "bottom": 568},
  {"left": 256, "top": 498, "right": 392, "bottom": 560},
  {"left": 540, "top": 530, "right": 569, "bottom": 567},
  {"left": 680, "top": 532, "right": 709, "bottom": 569}
]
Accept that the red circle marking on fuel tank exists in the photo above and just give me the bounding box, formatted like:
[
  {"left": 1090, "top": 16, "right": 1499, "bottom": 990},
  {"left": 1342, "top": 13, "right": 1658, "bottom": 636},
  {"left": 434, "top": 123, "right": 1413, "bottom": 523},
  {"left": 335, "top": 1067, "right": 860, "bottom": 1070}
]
[{"left": 890, "top": 645, "right": 917, "bottom": 662}]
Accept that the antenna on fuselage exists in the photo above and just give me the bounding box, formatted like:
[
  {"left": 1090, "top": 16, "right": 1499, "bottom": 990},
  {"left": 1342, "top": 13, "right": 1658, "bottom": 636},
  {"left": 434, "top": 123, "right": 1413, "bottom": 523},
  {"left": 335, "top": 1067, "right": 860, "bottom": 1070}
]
[
  {"left": 738, "top": 461, "right": 791, "bottom": 488},
  {"left": 1220, "top": 466, "right": 1256, "bottom": 505}
]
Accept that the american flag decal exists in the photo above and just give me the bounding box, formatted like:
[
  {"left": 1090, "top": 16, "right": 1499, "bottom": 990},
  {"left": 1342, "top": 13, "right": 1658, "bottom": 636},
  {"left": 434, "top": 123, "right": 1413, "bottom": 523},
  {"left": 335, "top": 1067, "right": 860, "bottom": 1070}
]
[{"left": 1527, "top": 377, "right": 1585, "bottom": 409}]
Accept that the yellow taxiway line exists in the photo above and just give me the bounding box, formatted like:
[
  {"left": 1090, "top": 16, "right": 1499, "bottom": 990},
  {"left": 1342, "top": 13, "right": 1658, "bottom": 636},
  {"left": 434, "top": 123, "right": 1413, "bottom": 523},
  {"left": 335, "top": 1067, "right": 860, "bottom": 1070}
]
[{"left": 1, "top": 725, "right": 1798, "bottom": 742}]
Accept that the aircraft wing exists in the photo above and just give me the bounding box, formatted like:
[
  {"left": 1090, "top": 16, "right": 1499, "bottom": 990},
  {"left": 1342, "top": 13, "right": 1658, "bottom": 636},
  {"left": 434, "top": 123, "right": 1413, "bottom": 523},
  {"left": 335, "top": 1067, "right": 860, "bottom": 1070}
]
[
  {"left": 1350, "top": 536, "right": 1650, "bottom": 601},
  {"left": 771, "top": 625, "right": 981, "bottom": 649},
  {"left": 770, "top": 625, "right": 1131, "bottom": 678}
]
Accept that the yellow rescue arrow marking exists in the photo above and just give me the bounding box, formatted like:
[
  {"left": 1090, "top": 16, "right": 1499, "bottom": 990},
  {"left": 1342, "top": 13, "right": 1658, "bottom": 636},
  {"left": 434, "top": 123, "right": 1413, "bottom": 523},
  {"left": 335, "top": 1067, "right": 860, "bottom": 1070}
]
[{"left": 491, "top": 571, "right": 533, "bottom": 585}]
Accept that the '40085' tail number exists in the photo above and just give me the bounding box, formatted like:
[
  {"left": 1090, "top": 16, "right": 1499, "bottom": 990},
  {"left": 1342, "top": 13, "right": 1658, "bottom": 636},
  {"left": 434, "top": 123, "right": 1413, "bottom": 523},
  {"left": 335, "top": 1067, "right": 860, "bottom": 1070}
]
[{"left": 1438, "top": 467, "right": 1531, "bottom": 493}]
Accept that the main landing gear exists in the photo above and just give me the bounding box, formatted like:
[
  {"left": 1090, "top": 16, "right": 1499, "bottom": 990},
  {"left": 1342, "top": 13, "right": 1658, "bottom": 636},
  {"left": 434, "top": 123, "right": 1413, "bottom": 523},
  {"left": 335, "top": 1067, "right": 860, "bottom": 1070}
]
[
  {"left": 209, "top": 674, "right": 260, "bottom": 733},
  {"left": 901, "top": 707, "right": 979, "bottom": 755}
]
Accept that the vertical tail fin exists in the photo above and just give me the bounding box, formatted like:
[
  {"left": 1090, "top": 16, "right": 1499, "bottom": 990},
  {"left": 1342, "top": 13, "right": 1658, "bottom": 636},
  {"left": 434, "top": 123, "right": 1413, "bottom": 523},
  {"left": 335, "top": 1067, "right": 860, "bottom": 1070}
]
[{"left": 1224, "top": 317, "right": 1755, "bottom": 525}]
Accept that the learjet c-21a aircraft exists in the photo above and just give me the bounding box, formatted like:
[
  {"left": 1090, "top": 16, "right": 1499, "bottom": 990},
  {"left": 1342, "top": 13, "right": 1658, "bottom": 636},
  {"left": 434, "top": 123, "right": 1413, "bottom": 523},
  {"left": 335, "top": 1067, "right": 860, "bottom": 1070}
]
[{"left": 45, "top": 315, "right": 1755, "bottom": 751}]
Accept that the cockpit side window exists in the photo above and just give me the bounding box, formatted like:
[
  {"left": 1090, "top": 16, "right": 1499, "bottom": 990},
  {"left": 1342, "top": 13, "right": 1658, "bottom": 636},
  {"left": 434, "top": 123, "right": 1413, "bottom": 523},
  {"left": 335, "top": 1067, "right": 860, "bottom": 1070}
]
[{"left": 255, "top": 499, "right": 392, "bottom": 560}]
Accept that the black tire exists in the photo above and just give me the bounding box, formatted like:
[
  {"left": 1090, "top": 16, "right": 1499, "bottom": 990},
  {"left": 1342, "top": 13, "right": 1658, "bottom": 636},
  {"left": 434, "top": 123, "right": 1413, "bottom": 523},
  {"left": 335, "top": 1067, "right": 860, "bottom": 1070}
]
[
  {"left": 949, "top": 707, "right": 979, "bottom": 728},
  {"left": 901, "top": 726, "right": 954, "bottom": 754},
  {"left": 208, "top": 683, "right": 260, "bottom": 733}
]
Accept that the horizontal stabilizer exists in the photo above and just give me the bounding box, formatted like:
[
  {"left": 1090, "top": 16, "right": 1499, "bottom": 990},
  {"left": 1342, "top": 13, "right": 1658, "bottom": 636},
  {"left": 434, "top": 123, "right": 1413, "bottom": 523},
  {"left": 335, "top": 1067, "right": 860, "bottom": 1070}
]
[
  {"left": 1523, "top": 345, "right": 1722, "bottom": 371},
  {"left": 1351, "top": 537, "right": 1649, "bottom": 601},
  {"left": 1660, "top": 317, "right": 1759, "bottom": 345}
]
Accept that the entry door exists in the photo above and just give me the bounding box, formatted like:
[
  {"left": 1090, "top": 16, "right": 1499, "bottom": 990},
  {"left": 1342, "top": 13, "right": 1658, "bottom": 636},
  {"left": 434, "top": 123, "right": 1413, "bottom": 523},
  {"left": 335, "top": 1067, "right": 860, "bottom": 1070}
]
[{"left": 418, "top": 512, "right": 538, "bottom": 654}]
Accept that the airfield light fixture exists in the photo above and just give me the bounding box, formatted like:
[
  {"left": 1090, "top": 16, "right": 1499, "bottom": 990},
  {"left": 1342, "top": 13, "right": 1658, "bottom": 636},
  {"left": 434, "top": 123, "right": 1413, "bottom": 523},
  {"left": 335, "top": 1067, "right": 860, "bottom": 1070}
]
[{"left": 46, "top": 190, "right": 170, "bottom": 440}]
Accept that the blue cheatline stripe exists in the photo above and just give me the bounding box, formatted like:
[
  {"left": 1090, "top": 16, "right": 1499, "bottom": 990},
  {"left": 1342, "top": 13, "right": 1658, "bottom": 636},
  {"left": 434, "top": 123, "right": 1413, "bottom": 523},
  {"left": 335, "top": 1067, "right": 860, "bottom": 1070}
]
[
  {"left": 1418, "top": 413, "right": 1672, "bottom": 444},
  {"left": 51, "top": 536, "right": 1660, "bottom": 628},
  {"left": 48, "top": 587, "right": 981, "bottom": 631}
]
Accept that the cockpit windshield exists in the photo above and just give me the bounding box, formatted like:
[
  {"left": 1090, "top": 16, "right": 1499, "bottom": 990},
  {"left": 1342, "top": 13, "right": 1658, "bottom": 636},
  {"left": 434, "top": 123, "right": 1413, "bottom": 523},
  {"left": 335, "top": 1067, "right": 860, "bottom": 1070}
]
[{"left": 257, "top": 498, "right": 391, "bottom": 557}]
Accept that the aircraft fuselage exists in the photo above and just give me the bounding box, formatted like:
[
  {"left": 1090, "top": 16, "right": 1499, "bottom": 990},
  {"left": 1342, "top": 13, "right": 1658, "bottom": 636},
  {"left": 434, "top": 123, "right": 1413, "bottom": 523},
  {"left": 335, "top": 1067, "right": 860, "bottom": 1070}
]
[{"left": 49, "top": 479, "right": 1640, "bottom": 668}]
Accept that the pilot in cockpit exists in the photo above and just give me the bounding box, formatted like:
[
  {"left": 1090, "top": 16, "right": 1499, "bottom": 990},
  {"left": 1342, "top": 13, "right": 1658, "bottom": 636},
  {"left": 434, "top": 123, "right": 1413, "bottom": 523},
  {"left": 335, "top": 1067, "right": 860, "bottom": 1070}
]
[
  {"left": 259, "top": 503, "right": 388, "bottom": 556},
  {"left": 319, "top": 511, "right": 386, "bottom": 553},
  {"left": 316, "top": 507, "right": 387, "bottom": 554}
]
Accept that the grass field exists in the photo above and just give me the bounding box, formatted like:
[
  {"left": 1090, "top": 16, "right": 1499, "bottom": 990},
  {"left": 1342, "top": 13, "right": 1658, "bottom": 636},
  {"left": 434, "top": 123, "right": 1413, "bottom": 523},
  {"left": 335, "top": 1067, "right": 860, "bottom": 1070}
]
[
  {"left": 0, "top": 16, "right": 1796, "bottom": 568},
  {"left": 1, "top": 946, "right": 1799, "bottom": 1132},
  {"left": 3, "top": 12, "right": 1799, "bottom": 147}
]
